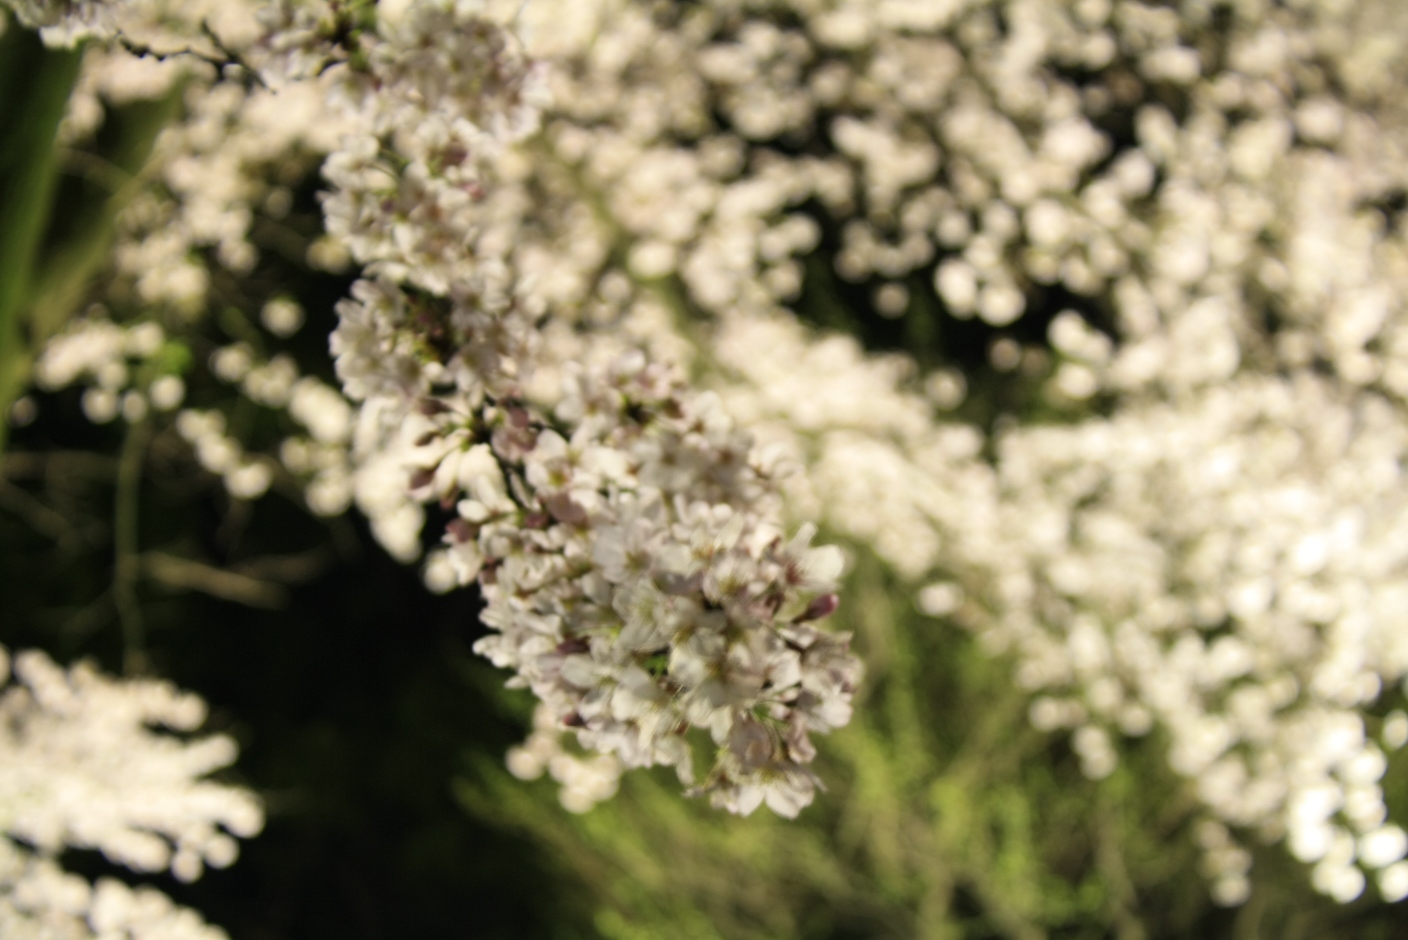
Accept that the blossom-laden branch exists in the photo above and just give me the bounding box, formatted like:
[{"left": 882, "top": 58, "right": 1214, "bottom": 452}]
[
  {"left": 333, "top": 274, "right": 860, "bottom": 814},
  {"left": 301, "top": 0, "right": 863, "bottom": 815}
]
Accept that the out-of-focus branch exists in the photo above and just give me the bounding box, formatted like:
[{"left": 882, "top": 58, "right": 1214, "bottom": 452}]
[
  {"left": 0, "top": 477, "right": 81, "bottom": 544},
  {"left": 231, "top": 545, "right": 333, "bottom": 585},
  {"left": 55, "top": 147, "right": 135, "bottom": 196},
  {"left": 113, "top": 418, "right": 149, "bottom": 675},
  {"left": 1, "top": 450, "right": 120, "bottom": 480},
  {"left": 142, "top": 551, "right": 289, "bottom": 609}
]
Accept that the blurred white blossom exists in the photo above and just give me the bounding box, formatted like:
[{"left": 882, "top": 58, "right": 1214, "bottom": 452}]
[{"left": 0, "top": 645, "right": 261, "bottom": 938}]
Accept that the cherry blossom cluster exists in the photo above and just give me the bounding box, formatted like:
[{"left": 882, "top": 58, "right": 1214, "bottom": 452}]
[
  {"left": 0, "top": 645, "right": 261, "bottom": 939},
  {"left": 965, "top": 375, "right": 1408, "bottom": 905},
  {"left": 493, "top": 0, "right": 1408, "bottom": 406},
  {"left": 330, "top": 273, "right": 859, "bottom": 815},
  {"left": 318, "top": 0, "right": 547, "bottom": 295},
  {"left": 264, "top": 1, "right": 860, "bottom": 815},
  {"left": 33, "top": 316, "right": 186, "bottom": 424}
]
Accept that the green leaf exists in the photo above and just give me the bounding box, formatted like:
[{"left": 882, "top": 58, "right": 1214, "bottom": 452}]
[{"left": 0, "top": 19, "right": 81, "bottom": 451}]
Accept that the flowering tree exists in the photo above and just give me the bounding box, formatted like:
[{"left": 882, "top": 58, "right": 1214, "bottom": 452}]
[{"left": 3, "top": 0, "right": 1408, "bottom": 937}]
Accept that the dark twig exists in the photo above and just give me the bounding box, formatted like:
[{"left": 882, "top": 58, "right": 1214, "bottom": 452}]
[{"left": 116, "top": 22, "right": 268, "bottom": 90}]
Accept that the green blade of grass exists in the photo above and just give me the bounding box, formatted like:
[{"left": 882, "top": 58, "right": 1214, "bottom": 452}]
[{"left": 0, "top": 20, "right": 82, "bottom": 452}]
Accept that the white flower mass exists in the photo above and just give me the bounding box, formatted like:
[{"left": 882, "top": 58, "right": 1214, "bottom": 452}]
[
  {"left": 9, "top": 0, "right": 1408, "bottom": 913},
  {"left": 0, "top": 646, "right": 261, "bottom": 939}
]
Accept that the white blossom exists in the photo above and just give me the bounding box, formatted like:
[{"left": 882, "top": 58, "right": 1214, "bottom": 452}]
[{"left": 0, "top": 646, "right": 261, "bottom": 939}]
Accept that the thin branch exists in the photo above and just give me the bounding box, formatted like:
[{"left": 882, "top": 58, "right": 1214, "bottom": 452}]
[
  {"left": 143, "top": 551, "right": 289, "bottom": 609},
  {"left": 0, "top": 477, "right": 79, "bottom": 543},
  {"left": 57, "top": 587, "right": 114, "bottom": 641},
  {"left": 230, "top": 545, "right": 333, "bottom": 584},
  {"left": 115, "top": 29, "right": 268, "bottom": 90},
  {"left": 113, "top": 419, "right": 150, "bottom": 675},
  {"left": 56, "top": 146, "right": 136, "bottom": 196},
  {"left": 1, "top": 449, "right": 119, "bottom": 480}
]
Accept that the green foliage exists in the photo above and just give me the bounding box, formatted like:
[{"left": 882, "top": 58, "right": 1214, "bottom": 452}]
[
  {"left": 455, "top": 545, "right": 1408, "bottom": 939},
  {"left": 0, "top": 16, "right": 179, "bottom": 453},
  {"left": 0, "top": 19, "right": 80, "bottom": 449}
]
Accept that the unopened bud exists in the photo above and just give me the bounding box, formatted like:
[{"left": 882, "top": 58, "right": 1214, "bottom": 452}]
[{"left": 797, "top": 593, "right": 840, "bottom": 622}]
